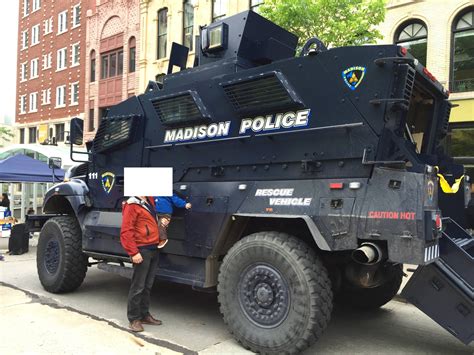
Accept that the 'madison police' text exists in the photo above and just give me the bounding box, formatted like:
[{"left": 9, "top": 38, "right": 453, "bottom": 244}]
[{"left": 163, "top": 109, "right": 311, "bottom": 143}]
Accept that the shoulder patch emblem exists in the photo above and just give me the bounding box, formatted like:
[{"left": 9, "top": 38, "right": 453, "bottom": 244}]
[{"left": 342, "top": 66, "right": 366, "bottom": 90}]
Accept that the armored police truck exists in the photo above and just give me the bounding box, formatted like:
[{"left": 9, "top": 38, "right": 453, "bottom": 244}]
[{"left": 28, "top": 10, "right": 473, "bottom": 354}]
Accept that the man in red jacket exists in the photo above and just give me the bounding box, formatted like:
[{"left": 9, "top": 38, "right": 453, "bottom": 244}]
[{"left": 120, "top": 196, "right": 162, "bottom": 332}]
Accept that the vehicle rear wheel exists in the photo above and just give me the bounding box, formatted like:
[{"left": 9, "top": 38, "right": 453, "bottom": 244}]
[
  {"left": 338, "top": 263, "right": 403, "bottom": 309},
  {"left": 218, "top": 231, "right": 333, "bottom": 354},
  {"left": 37, "top": 216, "right": 88, "bottom": 293}
]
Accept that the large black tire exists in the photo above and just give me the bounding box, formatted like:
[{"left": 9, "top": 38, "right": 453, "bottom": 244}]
[
  {"left": 338, "top": 264, "right": 403, "bottom": 309},
  {"left": 218, "top": 232, "right": 333, "bottom": 354},
  {"left": 37, "top": 216, "right": 88, "bottom": 293}
]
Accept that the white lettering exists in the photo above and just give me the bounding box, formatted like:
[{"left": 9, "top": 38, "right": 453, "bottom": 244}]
[
  {"left": 238, "top": 109, "right": 311, "bottom": 134},
  {"left": 164, "top": 121, "right": 231, "bottom": 143},
  {"left": 269, "top": 197, "right": 312, "bottom": 206},
  {"left": 255, "top": 188, "right": 294, "bottom": 197}
]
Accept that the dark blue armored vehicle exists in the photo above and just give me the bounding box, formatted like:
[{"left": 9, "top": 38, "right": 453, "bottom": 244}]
[{"left": 29, "top": 11, "right": 473, "bottom": 354}]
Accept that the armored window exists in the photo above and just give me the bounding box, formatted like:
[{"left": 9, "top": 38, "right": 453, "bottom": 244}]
[
  {"left": 451, "top": 8, "right": 474, "bottom": 93},
  {"left": 157, "top": 8, "right": 168, "bottom": 59},
  {"left": 129, "top": 37, "right": 136, "bottom": 72},
  {"left": 155, "top": 73, "right": 165, "bottom": 83},
  {"left": 212, "top": 0, "right": 227, "bottom": 22},
  {"left": 93, "top": 115, "right": 139, "bottom": 153},
  {"left": 395, "top": 20, "right": 427, "bottom": 67},
  {"left": 183, "top": 1, "right": 194, "bottom": 51},
  {"left": 90, "top": 50, "right": 96, "bottom": 82},
  {"left": 250, "top": 0, "right": 264, "bottom": 13}
]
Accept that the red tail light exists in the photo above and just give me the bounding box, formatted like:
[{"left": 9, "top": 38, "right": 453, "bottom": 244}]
[
  {"left": 400, "top": 47, "right": 407, "bottom": 56},
  {"left": 435, "top": 214, "right": 442, "bottom": 231},
  {"left": 329, "top": 182, "right": 344, "bottom": 189}
]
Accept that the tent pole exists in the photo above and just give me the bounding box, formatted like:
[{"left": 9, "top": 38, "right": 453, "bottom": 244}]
[
  {"left": 21, "top": 183, "right": 26, "bottom": 222},
  {"left": 33, "top": 183, "right": 38, "bottom": 214},
  {"left": 8, "top": 184, "right": 14, "bottom": 218}
]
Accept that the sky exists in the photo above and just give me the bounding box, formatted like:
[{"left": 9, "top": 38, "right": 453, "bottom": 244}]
[{"left": 0, "top": 1, "right": 19, "bottom": 125}]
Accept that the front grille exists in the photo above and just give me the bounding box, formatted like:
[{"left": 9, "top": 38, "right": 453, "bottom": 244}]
[
  {"left": 221, "top": 72, "right": 303, "bottom": 116},
  {"left": 151, "top": 91, "right": 210, "bottom": 126},
  {"left": 93, "top": 115, "right": 137, "bottom": 153}
]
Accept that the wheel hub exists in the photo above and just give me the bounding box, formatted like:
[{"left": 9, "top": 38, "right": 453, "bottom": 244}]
[
  {"left": 44, "top": 239, "right": 60, "bottom": 274},
  {"left": 238, "top": 264, "right": 290, "bottom": 328}
]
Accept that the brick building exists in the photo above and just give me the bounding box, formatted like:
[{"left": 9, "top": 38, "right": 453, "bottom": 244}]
[
  {"left": 15, "top": 0, "right": 88, "bottom": 146},
  {"left": 83, "top": 0, "right": 140, "bottom": 141},
  {"left": 378, "top": 0, "right": 474, "bottom": 178}
]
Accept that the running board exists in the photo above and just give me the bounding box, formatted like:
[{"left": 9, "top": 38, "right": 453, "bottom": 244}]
[{"left": 402, "top": 218, "right": 473, "bottom": 345}]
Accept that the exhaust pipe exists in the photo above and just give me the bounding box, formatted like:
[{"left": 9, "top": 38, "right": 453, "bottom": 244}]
[{"left": 352, "top": 243, "right": 383, "bottom": 265}]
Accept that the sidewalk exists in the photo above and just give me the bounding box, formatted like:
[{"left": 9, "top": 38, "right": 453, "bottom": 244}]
[{"left": 0, "top": 285, "right": 184, "bottom": 355}]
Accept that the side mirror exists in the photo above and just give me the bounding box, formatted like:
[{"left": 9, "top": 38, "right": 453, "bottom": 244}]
[
  {"left": 70, "top": 117, "right": 84, "bottom": 145},
  {"left": 48, "top": 157, "right": 62, "bottom": 169}
]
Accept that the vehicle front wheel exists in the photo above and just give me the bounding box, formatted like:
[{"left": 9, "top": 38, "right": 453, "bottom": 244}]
[
  {"left": 37, "top": 216, "right": 88, "bottom": 293},
  {"left": 218, "top": 232, "right": 333, "bottom": 354}
]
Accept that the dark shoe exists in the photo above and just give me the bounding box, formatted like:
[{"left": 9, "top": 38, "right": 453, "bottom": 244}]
[
  {"left": 141, "top": 315, "right": 162, "bottom": 325},
  {"left": 129, "top": 320, "right": 144, "bottom": 332},
  {"left": 157, "top": 239, "right": 168, "bottom": 249}
]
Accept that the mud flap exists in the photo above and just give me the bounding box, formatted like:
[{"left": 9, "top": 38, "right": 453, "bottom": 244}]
[{"left": 401, "top": 218, "right": 473, "bottom": 345}]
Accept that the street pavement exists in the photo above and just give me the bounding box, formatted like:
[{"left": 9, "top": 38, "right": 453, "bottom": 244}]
[{"left": 0, "top": 239, "right": 473, "bottom": 355}]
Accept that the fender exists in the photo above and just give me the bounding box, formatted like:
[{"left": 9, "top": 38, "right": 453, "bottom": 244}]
[
  {"left": 233, "top": 213, "right": 331, "bottom": 251},
  {"left": 43, "top": 179, "right": 91, "bottom": 220}
]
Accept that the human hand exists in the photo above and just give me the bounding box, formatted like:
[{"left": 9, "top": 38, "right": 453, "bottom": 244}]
[
  {"left": 185, "top": 203, "right": 192, "bottom": 209},
  {"left": 161, "top": 217, "right": 170, "bottom": 227},
  {"left": 131, "top": 253, "right": 143, "bottom": 264}
]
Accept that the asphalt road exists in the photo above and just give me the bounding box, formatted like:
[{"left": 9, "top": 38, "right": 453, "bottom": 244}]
[{"left": 0, "top": 242, "right": 472, "bottom": 354}]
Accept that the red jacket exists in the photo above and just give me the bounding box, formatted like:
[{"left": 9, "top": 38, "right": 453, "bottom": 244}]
[{"left": 120, "top": 197, "right": 160, "bottom": 256}]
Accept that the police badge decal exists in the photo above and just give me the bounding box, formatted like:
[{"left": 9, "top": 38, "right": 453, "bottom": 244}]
[
  {"left": 342, "top": 66, "right": 366, "bottom": 90},
  {"left": 101, "top": 172, "right": 115, "bottom": 194}
]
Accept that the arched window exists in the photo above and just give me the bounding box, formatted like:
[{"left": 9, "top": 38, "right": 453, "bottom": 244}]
[
  {"left": 157, "top": 8, "right": 168, "bottom": 59},
  {"left": 395, "top": 20, "right": 428, "bottom": 67},
  {"left": 129, "top": 37, "right": 136, "bottom": 73},
  {"left": 90, "top": 50, "right": 96, "bottom": 82},
  {"left": 183, "top": 0, "right": 194, "bottom": 51},
  {"left": 452, "top": 8, "right": 474, "bottom": 92}
]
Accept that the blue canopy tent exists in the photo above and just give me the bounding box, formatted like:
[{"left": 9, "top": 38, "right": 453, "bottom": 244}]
[{"left": 0, "top": 154, "right": 64, "bottom": 183}]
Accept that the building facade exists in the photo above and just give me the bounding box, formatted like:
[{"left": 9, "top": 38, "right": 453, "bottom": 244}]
[
  {"left": 83, "top": 0, "right": 140, "bottom": 141},
  {"left": 379, "top": 0, "right": 474, "bottom": 177},
  {"left": 138, "top": 0, "right": 264, "bottom": 93},
  {"left": 15, "top": 0, "right": 88, "bottom": 147}
]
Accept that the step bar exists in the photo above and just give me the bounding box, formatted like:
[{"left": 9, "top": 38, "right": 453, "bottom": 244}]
[{"left": 401, "top": 218, "right": 473, "bottom": 345}]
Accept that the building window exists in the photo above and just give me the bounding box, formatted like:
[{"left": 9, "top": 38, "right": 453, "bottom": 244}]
[
  {"left": 72, "top": 4, "right": 81, "bottom": 28},
  {"left": 70, "top": 82, "right": 79, "bottom": 105},
  {"left": 183, "top": 0, "right": 194, "bottom": 51},
  {"left": 71, "top": 43, "right": 80, "bottom": 66},
  {"left": 212, "top": 0, "right": 227, "bottom": 22},
  {"left": 157, "top": 8, "right": 168, "bottom": 59},
  {"left": 28, "top": 127, "right": 37, "bottom": 143},
  {"left": 19, "top": 129, "right": 25, "bottom": 144},
  {"left": 29, "top": 92, "right": 38, "bottom": 112},
  {"left": 44, "top": 17, "right": 53, "bottom": 35},
  {"left": 31, "top": 24, "right": 40, "bottom": 45},
  {"left": 58, "top": 10, "right": 68, "bottom": 34},
  {"left": 21, "top": 30, "right": 28, "bottom": 50},
  {"left": 100, "top": 49, "right": 124, "bottom": 79},
  {"left": 20, "top": 62, "right": 27, "bottom": 82},
  {"left": 42, "top": 52, "right": 52, "bottom": 69},
  {"left": 250, "top": 0, "right": 264, "bottom": 12},
  {"left": 55, "top": 123, "right": 65, "bottom": 142},
  {"left": 452, "top": 9, "right": 474, "bottom": 93},
  {"left": 30, "top": 58, "right": 39, "bottom": 78},
  {"left": 42, "top": 88, "right": 51, "bottom": 105},
  {"left": 57, "top": 47, "right": 67, "bottom": 70},
  {"left": 56, "top": 85, "right": 66, "bottom": 107},
  {"left": 129, "top": 37, "right": 136, "bottom": 72},
  {"left": 32, "top": 0, "right": 40, "bottom": 12},
  {"left": 89, "top": 107, "right": 95, "bottom": 131},
  {"left": 444, "top": 124, "right": 474, "bottom": 178},
  {"left": 395, "top": 20, "right": 427, "bottom": 67},
  {"left": 23, "top": 0, "right": 30, "bottom": 17},
  {"left": 20, "top": 95, "right": 27, "bottom": 114},
  {"left": 90, "top": 50, "right": 96, "bottom": 82}
]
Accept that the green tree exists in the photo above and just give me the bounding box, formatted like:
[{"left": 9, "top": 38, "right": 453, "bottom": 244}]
[
  {"left": 260, "top": 0, "right": 387, "bottom": 49},
  {"left": 0, "top": 127, "right": 14, "bottom": 147}
]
